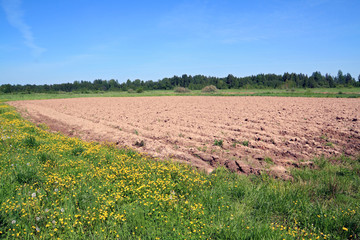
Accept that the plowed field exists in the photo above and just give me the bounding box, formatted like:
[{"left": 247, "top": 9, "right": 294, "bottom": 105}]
[{"left": 10, "top": 96, "right": 360, "bottom": 178}]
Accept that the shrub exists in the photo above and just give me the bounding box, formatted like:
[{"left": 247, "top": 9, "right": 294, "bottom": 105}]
[
  {"left": 127, "top": 88, "right": 134, "bottom": 93},
  {"left": 136, "top": 87, "right": 144, "bottom": 93},
  {"left": 202, "top": 85, "right": 218, "bottom": 93},
  {"left": 174, "top": 87, "right": 190, "bottom": 93}
]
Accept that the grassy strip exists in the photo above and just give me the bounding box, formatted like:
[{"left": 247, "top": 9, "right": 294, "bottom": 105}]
[
  {"left": 0, "top": 87, "right": 359, "bottom": 101},
  {"left": 0, "top": 103, "right": 359, "bottom": 239}
]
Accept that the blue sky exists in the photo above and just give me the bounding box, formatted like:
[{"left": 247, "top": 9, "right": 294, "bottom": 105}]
[{"left": 1, "top": 0, "right": 359, "bottom": 85}]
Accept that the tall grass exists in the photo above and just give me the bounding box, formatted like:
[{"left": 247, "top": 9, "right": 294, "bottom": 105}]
[{"left": 0, "top": 103, "right": 359, "bottom": 239}]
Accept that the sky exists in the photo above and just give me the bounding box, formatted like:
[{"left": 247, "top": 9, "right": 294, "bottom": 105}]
[{"left": 0, "top": 0, "right": 359, "bottom": 85}]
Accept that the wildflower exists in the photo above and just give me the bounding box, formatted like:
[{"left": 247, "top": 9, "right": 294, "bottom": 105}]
[
  {"left": 36, "top": 217, "right": 40, "bottom": 221},
  {"left": 36, "top": 226, "right": 40, "bottom": 232},
  {"left": 343, "top": 227, "right": 348, "bottom": 231},
  {"left": 27, "top": 162, "right": 30, "bottom": 166},
  {"left": 31, "top": 192, "right": 36, "bottom": 198},
  {"left": 54, "top": 188, "right": 58, "bottom": 192},
  {"left": 52, "top": 220, "right": 56, "bottom": 224},
  {"left": 45, "top": 208, "right": 49, "bottom": 213},
  {"left": 61, "top": 208, "right": 65, "bottom": 213},
  {"left": 11, "top": 220, "right": 16, "bottom": 224}
]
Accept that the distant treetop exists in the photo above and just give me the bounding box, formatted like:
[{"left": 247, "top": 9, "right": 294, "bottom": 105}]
[{"left": 1, "top": 71, "right": 359, "bottom": 94}]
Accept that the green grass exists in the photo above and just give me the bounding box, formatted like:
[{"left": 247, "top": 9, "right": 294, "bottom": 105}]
[
  {"left": 1, "top": 87, "right": 359, "bottom": 101},
  {"left": 0, "top": 103, "right": 359, "bottom": 239}
]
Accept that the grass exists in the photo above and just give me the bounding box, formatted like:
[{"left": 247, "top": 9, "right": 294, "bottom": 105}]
[
  {"left": 0, "top": 103, "right": 359, "bottom": 239},
  {"left": 0, "top": 87, "right": 359, "bottom": 101}
]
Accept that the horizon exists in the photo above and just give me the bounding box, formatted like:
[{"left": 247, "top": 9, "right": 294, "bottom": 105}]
[{"left": 1, "top": 0, "right": 360, "bottom": 85}]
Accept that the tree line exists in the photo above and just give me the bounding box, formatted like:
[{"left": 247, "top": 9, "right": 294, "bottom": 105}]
[{"left": 1, "top": 70, "right": 359, "bottom": 94}]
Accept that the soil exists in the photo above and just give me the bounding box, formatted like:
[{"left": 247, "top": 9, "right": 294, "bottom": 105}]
[{"left": 9, "top": 96, "right": 360, "bottom": 179}]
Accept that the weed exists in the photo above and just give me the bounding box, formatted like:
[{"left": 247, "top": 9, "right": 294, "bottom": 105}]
[
  {"left": 213, "top": 139, "right": 223, "bottom": 147},
  {"left": 23, "top": 135, "right": 38, "bottom": 148},
  {"left": 242, "top": 140, "right": 249, "bottom": 147},
  {"left": 264, "top": 157, "right": 274, "bottom": 165},
  {"left": 325, "top": 142, "right": 334, "bottom": 147},
  {"left": 38, "top": 152, "right": 56, "bottom": 166},
  {"left": 197, "top": 146, "right": 207, "bottom": 152},
  {"left": 232, "top": 140, "right": 241, "bottom": 147},
  {"left": 134, "top": 129, "right": 139, "bottom": 135},
  {"left": 72, "top": 146, "right": 85, "bottom": 156},
  {"left": 15, "top": 167, "right": 42, "bottom": 185}
]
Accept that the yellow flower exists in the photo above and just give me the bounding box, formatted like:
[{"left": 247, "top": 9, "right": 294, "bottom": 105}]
[{"left": 342, "top": 227, "right": 348, "bottom": 231}]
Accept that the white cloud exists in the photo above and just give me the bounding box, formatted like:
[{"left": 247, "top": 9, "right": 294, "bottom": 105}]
[{"left": 2, "top": 0, "right": 46, "bottom": 57}]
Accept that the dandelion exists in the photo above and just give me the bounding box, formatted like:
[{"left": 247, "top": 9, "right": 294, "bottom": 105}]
[
  {"left": 342, "top": 227, "right": 348, "bottom": 231},
  {"left": 45, "top": 208, "right": 49, "bottom": 213},
  {"left": 31, "top": 192, "right": 36, "bottom": 198},
  {"left": 61, "top": 208, "right": 65, "bottom": 213},
  {"left": 26, "top": 162, "right": 30, "bottom": 166},
  {"left": 36, "top": 217, "right": 40, "bottom": 221},
  {"left": 54, "top": 188, "right": 58, "bottom": 192},
  {"left": 11, "top": 220, "right": 16, "bottom": 224},
  {"left": 36, "top": 226, "right": 40, "bottom": 232},
  {"left": 52, "top": 220, "right": 56, "bottom": 224}
]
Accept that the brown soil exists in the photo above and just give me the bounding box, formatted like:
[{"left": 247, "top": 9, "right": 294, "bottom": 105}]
[{"left": 9, "top": 96, "right": 360, "bottom": 179}]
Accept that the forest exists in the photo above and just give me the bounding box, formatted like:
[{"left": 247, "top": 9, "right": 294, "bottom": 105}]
[{"left": 1, "top": 70, "right": 359, "bottom": 94}]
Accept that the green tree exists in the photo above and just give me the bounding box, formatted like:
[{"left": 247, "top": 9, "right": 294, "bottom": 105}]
[
  {"left": 344, "top": 73, "right": 355, "bottom": 86},
  {"left": 336, "top": 70, "right": 345, "bottom": 85}
]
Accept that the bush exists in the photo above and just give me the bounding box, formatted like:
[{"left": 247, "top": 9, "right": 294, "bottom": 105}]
[
  {"left": 136, "top": 87, "right": 144, "bottom": 93},
  {"left": 127, "top": 88, "right": 134, "bottom": 93},
  {"left": 201, "top": 85, "right": 218, "bottom": 93},
  {"left": 174, "top": 87, "right": 190, "bottom": 93}
]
